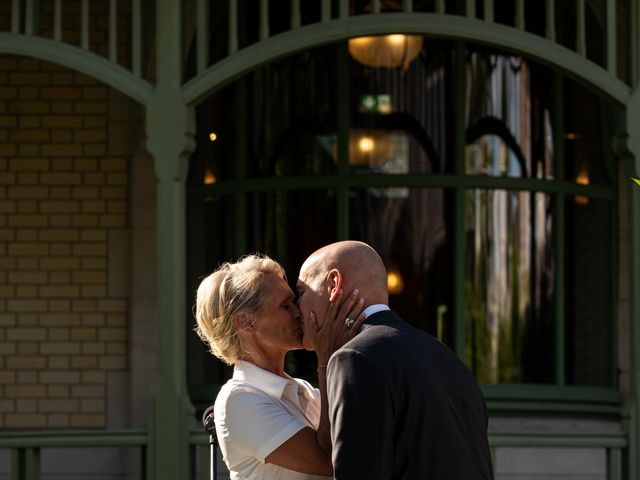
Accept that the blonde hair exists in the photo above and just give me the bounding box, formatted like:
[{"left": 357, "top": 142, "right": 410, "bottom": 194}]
[{"left": 194, "top": 254, "right": 285, "bottom": 365}]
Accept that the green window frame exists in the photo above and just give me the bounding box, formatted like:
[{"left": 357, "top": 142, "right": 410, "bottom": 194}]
[{"left": 187, "top": 40, "right": 619, "bottom": 415}]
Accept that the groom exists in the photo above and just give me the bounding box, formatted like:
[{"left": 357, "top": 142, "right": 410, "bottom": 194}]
[{"left": 296, "top": 241, "right": 493, "bottom": 479}]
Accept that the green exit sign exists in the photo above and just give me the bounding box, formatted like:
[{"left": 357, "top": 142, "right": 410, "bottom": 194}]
[{"left": 360, "top": 94, "right": 392, "bottom": 113}]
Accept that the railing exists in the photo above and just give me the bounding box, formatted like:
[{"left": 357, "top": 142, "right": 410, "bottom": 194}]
[
  {"left": 489, "top": 432, "right": 627, "bottom": 479},
  {"left": 189, "top": 0, "right": 626, "bottom": 78},
  {"left": 0, "top": 429, "right": 629, "bottom": 479},
  {"left": 0, "top": 0, "right": 147, "bottom": 80},
  {"left": 0, "top": 430, "right": 148, "bottom": 480},
  {"left": 0, "top": 1, "right": 630, "bottom": 87}
]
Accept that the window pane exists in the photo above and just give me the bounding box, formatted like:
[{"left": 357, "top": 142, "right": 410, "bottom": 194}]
[
  {"left": 245, "top": 190, "right": 337, "bottom": 273},
  {"left": 186, "top": 195, "right": 237, "bottom": 408},
  {"left": 466, "top": 134, "right": 528, "bottom": 178},
  {"left": 563, "top": 77, "right": 614, "bottom": 188},
  {"left": 246, "top": 46, "right": 339, "bottom": 178},
  {"left": 349, "top": 187, "right": 454, "bottom": 345},
  {"left": 465, "top": 51, "right": 555, "bottom": 179},
  {"left": 465, "top": 189, "right": 555, "bottom": 384},
  {"left": 246, "top": 190, "right": 338, "bottom": 381},
  {"left": 189, "top": 83, "right": 237, "bottom": 185},
  {"left": 349, "top": 38, "right": 454, "bottom": 174},
  {"left": 565, "top": 198, "right": 613, "bottom": 387}
]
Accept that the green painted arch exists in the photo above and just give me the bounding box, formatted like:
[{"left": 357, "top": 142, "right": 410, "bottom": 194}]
[
  {"left": 0, "top": 34, "right": 154, "bottom": 105},
  {"left": 181, "top": 13, "right": 631, "bottom": 106}
]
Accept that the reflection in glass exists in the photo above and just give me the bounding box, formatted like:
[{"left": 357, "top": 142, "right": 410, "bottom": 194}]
[
  {"left": 189, "top": 83, "right": 237, "bottom": 185},
  {"left": 247, "top": 46, "right": 338, "bottom": 178},
  {"left": 563, "top": 77, "right": 614, "bottom": 188},
  {"left": 245, "top": 190, "right": 337, "bottom": 274},
  {"left": 349, "top": 188, "right": 453, "bottom": 345},
  {"left": 466, "top": 134, "right": 526, "bottom": 178},
  {"left": 565, "top": 198, "right": 613, "bottom": 387},
  {"left": 245, "top": 189, "right": 337, "bottom": 381},
  {"left": 348, "top": 35, "right": 424, "bottom": 70},
  {"left": 466, "top": 51, "right": 555, "bottom": 179},
  {"left": 465, "top": 190, "right": 555, "bottom": 384},
  {"left": 350, "top": 39, "right": 453, "bottom": 174}
]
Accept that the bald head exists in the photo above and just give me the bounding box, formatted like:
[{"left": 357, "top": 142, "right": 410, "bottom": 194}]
[{"left": 300, "top": 241, "right": 388, "bottom": 305}]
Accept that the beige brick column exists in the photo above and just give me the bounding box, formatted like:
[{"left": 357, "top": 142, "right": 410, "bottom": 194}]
[{"left": 0, "top": 55, "right": 130, "bottom": 429}]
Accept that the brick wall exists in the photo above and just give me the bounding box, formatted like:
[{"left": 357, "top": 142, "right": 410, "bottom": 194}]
[{"left": 0, "top": 55, "right": 129, "bottom": 429}]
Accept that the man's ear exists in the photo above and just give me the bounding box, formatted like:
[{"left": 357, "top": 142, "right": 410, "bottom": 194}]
[
  {"left": 326, "top": 269, "right": 343, "bottom": 302},
  {"left": 234, "top": 312, "right": 256, "bottom": 333}
]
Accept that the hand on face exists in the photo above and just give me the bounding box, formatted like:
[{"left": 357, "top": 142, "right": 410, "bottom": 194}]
[
  {"left": 301, "top": 310, "right": 318, "bottom": 351},
  {"left": 306, "top": 288, "right": 366, "bottom": 364}
]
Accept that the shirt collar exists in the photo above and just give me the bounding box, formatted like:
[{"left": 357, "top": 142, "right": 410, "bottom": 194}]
[
  {"left": 363, "top": 304, "right": 391, "bottom": 318},
  {"left": 233, "top": 360, "right": 292, "bottom": 399}
]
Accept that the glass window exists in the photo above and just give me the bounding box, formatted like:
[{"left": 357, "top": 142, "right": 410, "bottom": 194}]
[
  {"left": 186, "top": 39, "right": 619, "bottom": 412},
  {"left": 186, "top": 194, "right": 237, "bottom": 409},
  {"left": 349, "top": 187, "right": 454, "bottom": 344},
  {"left": 465, "top": 189, "right": 555, "bottom": 384},
  {"left": 565, "top": 198, "right": 613, "bottom": 387},
  {"left": 563, "top": 78, "right": 614, "bottom": 188},
  {"left": 348, "top": 38, "right": 454, "bottom": 174},
  {"left": 245, "top": 190, "right": 337, "bottom": 270},
  {"left": 245, "top": 46, "right": 339, "bottom": 179},
  {"left": 465, "top": 50, "right": 555, "bottom": 179}
]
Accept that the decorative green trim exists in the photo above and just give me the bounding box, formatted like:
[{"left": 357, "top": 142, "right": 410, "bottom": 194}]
[
  {"left": 189, "top": 431, "right": 210, "bottom": 445},
  {"left": 627, "top": 138, "right": 640, "bottom": 480},
  {"left": 632, "top": 0, "right": 640, "bottom": 86},
  {"left": 11, "top": 449, "right": 21, "bottom": 480},
  {"left": 189, "top": 174, "right": 615, "bottom": 199},
  {"left": 0, "top": 33, "right": 153, "bottom": 105},
  {"left": 482, "top": 383, "right": 620, "bottom": 404},
  {"left": 625, "top": 87, "right": 640, "bottom": 480},
  {"left": 0, "top": 430, "right": 148, "bottom": 447},
  {"left": 181, "top": 13, "right": 631, "bottom": 106},
  {"left": 488, "top": 433, "right": 627, "bottom": 448},
  {"left": 483, "top": 384, "right": 622, "bottom": 414},
  {"left": 146, "top": 2, "right": 196, "bottom": 478},
  {"left": 609, "top": 447, "right": 622, "bottom": 479},
  {"left": 187, "top": 430, "right": 629, "bottom": 448},
  {"left": 487, "top": 401, "right": 621, "bottom": 414}
]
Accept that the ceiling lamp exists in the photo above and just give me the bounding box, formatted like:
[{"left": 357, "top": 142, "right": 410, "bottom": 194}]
[
  {"left": 203, "top": 165, "right": 217, "bottom": 185},
  {"left": 348, "top": 34, "right": 423, "bottom": 70},
  {"left": 574, "top": 163, "right": 589, "bottom": 205},
  {"left": 387, "top": 268, "right": 404, "bottom": 295},
  {"left": 349, "top": 129, "right": 394, "bottom": 167}
]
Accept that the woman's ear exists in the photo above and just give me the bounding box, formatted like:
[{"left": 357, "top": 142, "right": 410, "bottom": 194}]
[
  {"left": 234, "top": 312, "right": 256, "bottom": 333},
  {"left": 326, "top": 269, "right": 343, "bottom": 302}
]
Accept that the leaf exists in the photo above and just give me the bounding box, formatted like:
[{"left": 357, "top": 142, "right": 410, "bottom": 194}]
[{"left": 633, "top": 177, "right": 640, "bottom": 186}]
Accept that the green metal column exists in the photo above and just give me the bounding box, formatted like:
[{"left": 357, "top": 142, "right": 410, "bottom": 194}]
[
  {"left": 626, "top": 86, "right": 640, "bottom": 480},
  {"left": 145, "top": 0, "right": 196, "bottom": 478}
]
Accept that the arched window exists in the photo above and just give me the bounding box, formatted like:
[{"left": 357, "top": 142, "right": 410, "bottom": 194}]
[{"left": 186, "top": 38, "right": 619, "bottom": 415}]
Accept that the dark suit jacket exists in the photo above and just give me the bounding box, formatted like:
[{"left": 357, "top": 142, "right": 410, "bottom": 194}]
[{"left": 326, "top": 310, "right": 493, "bottom": 480}]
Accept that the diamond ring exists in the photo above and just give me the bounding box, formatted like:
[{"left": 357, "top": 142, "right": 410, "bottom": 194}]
[{"left": 345, "top": 317, "right": 354, "bottom": 328}]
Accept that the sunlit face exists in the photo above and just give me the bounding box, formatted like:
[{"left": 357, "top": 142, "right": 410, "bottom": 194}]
[{"left": 252, "top": 272, "right": 304, "bottom": 354}]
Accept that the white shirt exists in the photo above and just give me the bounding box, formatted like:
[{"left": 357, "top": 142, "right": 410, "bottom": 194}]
[
  {"left": 362, "top": 304, "right": 390, "bottom": 318},
  {"left": 214, "top": 360, "right": 330, "bottom": 480}
]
